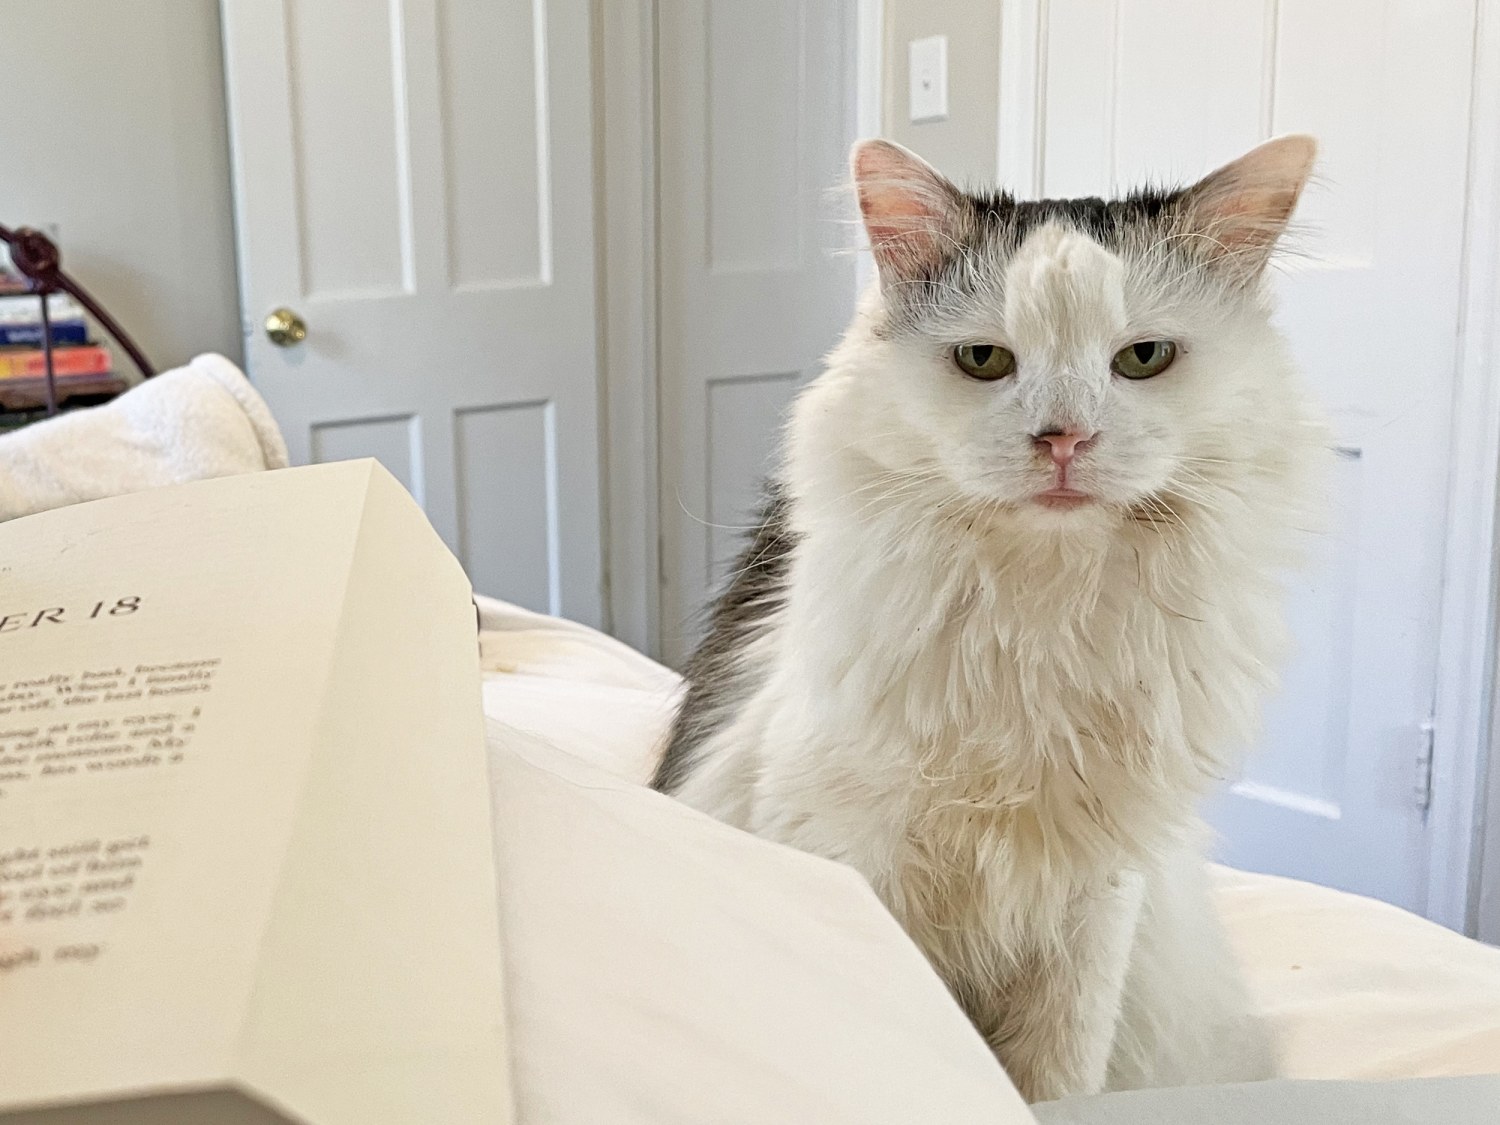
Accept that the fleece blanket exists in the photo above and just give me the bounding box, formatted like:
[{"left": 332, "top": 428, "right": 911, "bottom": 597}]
[{"left": 0, "top": 353, "right": 286, "bottom": 522}]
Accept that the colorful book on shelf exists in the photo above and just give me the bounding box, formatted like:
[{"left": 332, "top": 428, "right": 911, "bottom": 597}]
[
  {"left": 0, "top": 295, "right": 90, "bottom": 347},
  {"left": 0, "top": 346, "right": 111, "bottom": 379},
  {"left": 0, "top": 322, "right": 90, "bottom": 348},
  {"left": 0, "top": 293, "right": 86, "bottom": 322}
]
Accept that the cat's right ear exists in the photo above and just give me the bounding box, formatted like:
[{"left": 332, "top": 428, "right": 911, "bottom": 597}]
[{"left": 852, "top": 140, "right": 965, "bottom": 282}]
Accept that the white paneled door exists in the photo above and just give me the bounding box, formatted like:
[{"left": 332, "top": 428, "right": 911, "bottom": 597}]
[
  {"left": 1019, "top": 0, "right": 1474, "bottom": 913},
  {"left": 221, "top": 0, "right": 603, "bottom": 626},
  {"left": 656, "top": 0, "right": 861, "bottom": 666}
]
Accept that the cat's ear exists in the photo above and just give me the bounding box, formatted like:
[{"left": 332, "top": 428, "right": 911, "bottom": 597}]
[
  {"left": 1180, "top": 134, "right": 1317, "bottom": 278},
  {"left": 852, "top": 139, "right": 966, "bottom": 281}
]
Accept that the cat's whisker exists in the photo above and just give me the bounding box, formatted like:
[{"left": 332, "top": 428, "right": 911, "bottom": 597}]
[
  {"left": 672, "top": 489, "right": 765, "bottom": 533},
  {"left": 1134, "top": 493, "right": 1220, "bottom": 573},
  {"left": 1163, "top": 471, "right": 1241, "bottom": 519},
  {"left": 839, "top": 482, "right": 943, "bottom": 514},
  {"left": 824, "top": 466, "right": 951, "bottom": 509}
]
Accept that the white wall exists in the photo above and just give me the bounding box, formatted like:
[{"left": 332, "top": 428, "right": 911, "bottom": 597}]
[
  {"left": 0, "top": 0, "right": 242, "bottom": 376},
  {"left": 882, "top": 0, "right": 999, "bottom": 186}
]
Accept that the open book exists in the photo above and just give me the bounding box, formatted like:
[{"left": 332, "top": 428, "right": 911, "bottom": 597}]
[
  {"left": 0, "top": 462, "right": 510, "bottom": 1124},
  {"left": 2, "top": 460, "right": 1045, "bottom": 1125}
]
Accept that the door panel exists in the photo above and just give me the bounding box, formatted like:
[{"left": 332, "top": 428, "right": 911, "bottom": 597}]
[
  {"left": 657, "top": 0, "right": 859, "bottom": 666},
  {"left": 310, "top": 415, "right": 422, "bottom": 498},
  {"left": 705, "top": 371, "right": 803, "bottom": 581},
  {"left": 436, "top": 0, "right": 549, "bottom": 287},
  {"left": 222, "top": 0, "right": 602, "bottom": 624},
  {"left": 1027, "top": 0, "right": 1474, "bottom": 912},
  {"left": 453, "top": 401, "right": 559, "bottom": 616}
]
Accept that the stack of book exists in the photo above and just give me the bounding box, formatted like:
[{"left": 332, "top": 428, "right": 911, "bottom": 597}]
[{"left": 0, "top": 293, "right": 126, "bottom": 420}]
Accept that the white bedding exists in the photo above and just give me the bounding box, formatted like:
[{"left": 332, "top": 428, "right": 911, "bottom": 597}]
[
  {"left": 476, "top": 595, "right": 1500, "bottom": 1088},
  {"left": 14, "top": 370, "right": 1496, "bottom": 1118}
]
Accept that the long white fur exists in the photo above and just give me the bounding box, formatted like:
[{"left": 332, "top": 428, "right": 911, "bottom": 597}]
[{"left": 673, "top": 139, "right": 1329, "bottom": 1101}]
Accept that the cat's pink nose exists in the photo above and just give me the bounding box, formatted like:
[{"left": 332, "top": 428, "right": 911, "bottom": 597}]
[{"left": 1032, "top": 429, "right": 1096, "bottom": 466}]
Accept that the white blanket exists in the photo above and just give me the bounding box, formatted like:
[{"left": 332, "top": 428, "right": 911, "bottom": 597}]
[
  {"left": 1216, "top": 867, "right": 1500, "bottom": 1080},
  {"left": 0, "top": 353, "right": 287, "bottom": 522},
  {"left": 489, "top": 720, "right": 1029, "bottom": 1123},
  {"left": 475, "top": 595, "right": 1500, "bottom": 1089}
]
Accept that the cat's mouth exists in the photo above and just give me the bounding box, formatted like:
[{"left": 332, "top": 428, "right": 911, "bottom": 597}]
[{"left": 1034, "top": 488, "right": 1094, "bottom": 510}]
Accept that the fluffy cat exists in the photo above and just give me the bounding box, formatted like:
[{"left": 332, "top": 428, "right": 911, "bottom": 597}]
[{"left": 653, "top": 135, "right": 1328, "bottom": 1102}]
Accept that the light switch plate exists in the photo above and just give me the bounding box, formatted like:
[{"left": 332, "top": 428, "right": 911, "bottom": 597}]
[{"left": 908, "top": 35, "right": 948, "bottom": 124}]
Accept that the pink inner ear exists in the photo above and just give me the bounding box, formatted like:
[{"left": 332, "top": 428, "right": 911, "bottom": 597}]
[
  {"left": 1184, "top": 135, "right": 1317, "bottom": 264},
  {"left": 860, "top": 187, "right": 929, "bottom": 244},
  {"left": 852, "top": 142, "right": 958, "bottom": 278},
  {"left": 1201, "top": 184, "right": 1301, "bottom": 245}
]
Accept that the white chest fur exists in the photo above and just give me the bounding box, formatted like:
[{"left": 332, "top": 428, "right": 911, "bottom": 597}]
[
  {"left": 757, "top": 528, "right": 1194, "bottom": 885},
  {"left": 669, "top": 505, "right": 1281, "bottom": 1097}
]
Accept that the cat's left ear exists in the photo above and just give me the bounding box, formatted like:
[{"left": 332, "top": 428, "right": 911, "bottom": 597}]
[{"left": 1180, "top": 134, "right": 1317, "bottom": 279}]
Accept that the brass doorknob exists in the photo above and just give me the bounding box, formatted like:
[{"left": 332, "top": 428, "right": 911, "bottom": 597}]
[{"left": 264, "top": 307, "right": 308, "bottom": 347}]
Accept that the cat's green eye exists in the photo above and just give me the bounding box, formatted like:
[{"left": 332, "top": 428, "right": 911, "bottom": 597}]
[
  {"left": 1112, "top": 340, "right": 1178, "bottom": 380},
  {"left": 953, "top": 343, "right": 1016, "bottom": 381}
]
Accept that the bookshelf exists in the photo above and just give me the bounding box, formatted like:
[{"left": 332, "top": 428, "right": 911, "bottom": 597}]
[{"left": 0, "top": 225, "right": 148, "bottom": 426}]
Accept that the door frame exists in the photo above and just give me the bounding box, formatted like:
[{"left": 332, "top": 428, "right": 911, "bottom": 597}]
[
  {"left": 597, "top": 0, "right": 882, "bottom": 659},
  {"left": 1449, "top": 0, "right": 1500, "bottom": 941},
  {"left": 855, "top": 0, "right": 883, "bottom": 290},
  {"left": 596, "top": 0, "right": 662, "bottom": 658},
  {"left": 857, "top": 0, "right": 885, "bottom": 140}
]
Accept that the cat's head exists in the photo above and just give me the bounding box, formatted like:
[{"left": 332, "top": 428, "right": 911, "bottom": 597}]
[{"left": 806, "top": 136, "right": 1319, "bottom": 535}]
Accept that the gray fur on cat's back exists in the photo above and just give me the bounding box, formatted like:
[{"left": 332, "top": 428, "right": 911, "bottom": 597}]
[{"left": 652, "top": 486, "right": 793, "bottom": 794}]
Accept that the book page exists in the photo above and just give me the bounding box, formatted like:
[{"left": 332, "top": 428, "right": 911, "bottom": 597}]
[
  {"left": 2, "top": 471, "right": 356, "bottom": 1104},
  {"left": 1, "top": 653, "right": 215, "bottom": 951},
  {"left": 0, "top": 463, "right": 509, "bottom": 1124}
]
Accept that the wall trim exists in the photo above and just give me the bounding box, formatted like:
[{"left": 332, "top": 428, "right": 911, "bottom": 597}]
[{"left": 856, "top": 0, "right": 883, "bottom": 140}]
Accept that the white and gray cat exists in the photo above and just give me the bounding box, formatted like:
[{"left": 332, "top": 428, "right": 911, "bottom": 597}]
[{"left": 654, "top": 136, "right": 1328, "bottom": 1102}]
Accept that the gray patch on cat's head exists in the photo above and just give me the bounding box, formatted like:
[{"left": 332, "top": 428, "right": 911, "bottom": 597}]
[
  {"left": 853, "top": 136, "right": 1316, "bottom": 339},
  {"left": 875, "top": 187, "right": 1211, "bottom": 337}
]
